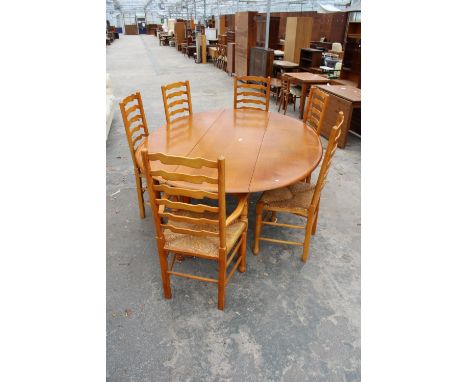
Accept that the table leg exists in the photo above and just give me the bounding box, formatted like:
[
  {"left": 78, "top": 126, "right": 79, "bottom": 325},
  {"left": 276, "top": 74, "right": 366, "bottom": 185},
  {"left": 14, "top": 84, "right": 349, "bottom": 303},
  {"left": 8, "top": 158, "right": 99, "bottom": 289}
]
[{"left": 299, "top": 83, "right": 307, "bottom": 119}]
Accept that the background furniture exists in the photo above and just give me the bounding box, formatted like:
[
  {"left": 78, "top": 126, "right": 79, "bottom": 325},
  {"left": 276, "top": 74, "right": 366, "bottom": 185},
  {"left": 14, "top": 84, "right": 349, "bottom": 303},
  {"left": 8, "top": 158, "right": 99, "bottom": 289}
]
[
  {"left": 316, "top": 84, "right": 361, "bottom": 148},
  {"left": 253, "top": 113, "right": 344, "bottom": 262},
  {"left": 249, "top": 47, "right": 274, "bottom": 78},
  {"left": 235, "top": 11, "right": 258, "bottom": 77},
  {"left": 135, "top": 109, "right": 323, "bottom": 194},
  {"left": 255, "top": 15, "right": 280, "bottom": 49},
  {"left": 303, "top": 86, "right": 330, "bottom": 136},
  {"left": 141, "top": 151, "right": 248, "bottom": 311},
  {"left": 284, "top": 72, "right": 330, "bottom": 118},
  {"left": 284, "top": 17, "right": 314, "bottom": 63},
  {"left": 299, "top": 48, "right": 323, "bottom": 72},
  {"left": 119, "top": 92, "right": 150, "bottom": 219},
  {"left": 341, "top": 21, "right": 361, "bottom": 87},
  {"left": 227, "top": 42, "right": 236, "bottom": 76},
  {"left": 273, "top": 60, "right": 299, "bottom": 77},
  {"left": 124, "top": 24, "right": 138, "bottom": 35},
  {"left": 234, "top": 75, "right": 271, "bottom": 111}
]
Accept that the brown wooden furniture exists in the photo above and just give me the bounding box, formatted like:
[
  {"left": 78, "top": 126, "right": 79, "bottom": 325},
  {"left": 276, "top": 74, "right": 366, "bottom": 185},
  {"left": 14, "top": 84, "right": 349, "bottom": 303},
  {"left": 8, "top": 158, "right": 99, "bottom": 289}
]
[
  {"left": 119, "top": 92, "right": 150, "bottom": 219},
  {"left": 249, "top": 47, "right": 274, "bottom": 78},
  {"left": 253, "top": 112, "right": 344, "bottom": 262},
  {"left": 303, "top": 86, "right": 330, "bottom": 136},
  {"left": 273, "top": 60, "right": 299, "bottom": 77},
  {"left": 134, "top": 109, "right": 323, "bottom": 194},
  {"left": 284, "top": 72, "right": 330, "bottom": 118},
  {"left": 316, "top": 84, "right": 361, "bottom": 148},
  {"left": 277, "top": 75, "right": 301, "bottom": 114},
  {"left": 124, "top": 24, "right": 138, "bottom": 35},
  {"left": 284, "top": 17, "right": 314, "bottom": 63},
  {"left": 174, "top": 21, "right": 186, "bottom": 49},
  {"left": 255, "top": 15, "right": 280, "bottom": 49},
  {"left": 234, "top": 76, "right": 271, "bottom": 112},
  {"left": 235, "top": 11, "right": 258, "bottom": 77},
  {"left": 227, "top": 42, "right": 236, "bottom": 76},
  {"left": 310, "top": 12, "right": 347, "bottom": 44},
  {"left": 161, "top": 81, "right": 193, "bottom": 125},
  {"left": 141, "top": 151, "right": 248, "bottom": 310},
  {"left": 299, "top": 48, "right": 323, "bottom": 73},
  {"left": 341, "top": 21, "right": 361, "bottom": 87}
]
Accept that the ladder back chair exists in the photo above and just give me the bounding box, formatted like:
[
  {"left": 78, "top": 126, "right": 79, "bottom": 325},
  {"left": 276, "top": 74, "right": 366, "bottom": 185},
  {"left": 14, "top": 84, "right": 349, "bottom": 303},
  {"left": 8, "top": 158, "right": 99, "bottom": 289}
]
[
  {"left": 161, "top": 80, "right": 193, "bottom": 125},
  {"left": 234, "top": 75, "right": 271, "bottom": 112},
  {"left": 277, "top": 74, "right": 302, "bottom": 114},
  {"left": 141, "top": 151, "right": 249, "bottom": 310},
  {"left": 253, "top": 111, "right": 345, "bottom": 262},
  {"left": 119, "top": 91, "right": 150, "bottom": 219},
  {"left": 303, "top": 86, "right": 330, "bottom": 136}
]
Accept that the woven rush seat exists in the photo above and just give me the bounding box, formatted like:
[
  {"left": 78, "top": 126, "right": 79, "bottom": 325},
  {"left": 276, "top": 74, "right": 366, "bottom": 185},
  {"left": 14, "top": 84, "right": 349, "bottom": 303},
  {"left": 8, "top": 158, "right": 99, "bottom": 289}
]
[
  {"left": 259, "top": 182, "right": 315, "bottom": 215},
  {"left": 164, "top": 210, "right": 246, "bottom": 258}
]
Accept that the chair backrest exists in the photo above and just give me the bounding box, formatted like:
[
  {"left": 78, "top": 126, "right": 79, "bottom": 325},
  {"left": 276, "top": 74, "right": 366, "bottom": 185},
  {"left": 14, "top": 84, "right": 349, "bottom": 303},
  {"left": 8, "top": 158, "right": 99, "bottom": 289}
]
[
  {"left": 234, "top": 75, "right": 271, "bottom": 112},
  {"left": 303, "top": 86, "right": 330, "bottom": 136},
  {"left": 161, "top": 80, "right": 193, "bottom": 125},
  {"left": 280, "top": 74, "right": 291, "bottom": 92},
  {"left": 310, "top": 111, "right": 345, "bottom": 211},
  {"left": 141, "top": 151, "right": 228, "bottom": 249},
  {"left": 119, "top": 92, "right": 149, "bottom": 167}
]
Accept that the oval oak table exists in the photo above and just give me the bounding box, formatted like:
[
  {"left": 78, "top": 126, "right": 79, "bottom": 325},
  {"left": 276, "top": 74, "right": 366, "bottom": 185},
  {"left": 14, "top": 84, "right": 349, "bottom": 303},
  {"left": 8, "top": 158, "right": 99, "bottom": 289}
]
[{"left": 135, "top": 109, "right": 323, "bottom": 194}]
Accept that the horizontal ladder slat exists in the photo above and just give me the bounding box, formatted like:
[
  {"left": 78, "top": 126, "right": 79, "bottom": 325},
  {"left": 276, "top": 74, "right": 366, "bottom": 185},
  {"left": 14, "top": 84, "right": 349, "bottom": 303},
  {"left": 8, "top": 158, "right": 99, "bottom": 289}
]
[
  {"left": 148, "top": 152, "right": 218, "bottom": 169},
  {"left": 162, "top": 223, "right": 219, "bottom": 237},
  {"left": 151, "top": 169, "right": 218, "bottom": 184},
  {"left": 237, "top": 83, "right": 267, "bottom": 91},
  {"left": 154, "top": 184, "right": 218, "bottom": 200},
  {"left": 237, "top": 91, "right": 266, "bottom": 98},
  {"left": 166, "top": 90, "right": 188, "bottom": 99},
  {"left": 161, "top": 211, "right": 219, "bottom": 225},
  {"left": 128, "top": 114, "right": 142, "bottom": 125},
  {"left": 236, "top": 106, "right": 266, "bottom": 111},
  {"left": 156, "top": 199, "right": 219, "bottom": 213},
  {"left": 237, "top": 99, "right": 267, "bottom": 105},
  {"left": 169, "top": 108, "right": 189, "bottom": 117},
  {"left": 164, "top": 81, "right": 188, "bottom": 91},
  {"left": 259, "top": 237, "right": 304, "bottom": 246},
  {"left": 125, "top": 104, "right": 140, "bottom": 115},
  {"left": 168, "top": 99, "right": 188, "bottom": 108}
]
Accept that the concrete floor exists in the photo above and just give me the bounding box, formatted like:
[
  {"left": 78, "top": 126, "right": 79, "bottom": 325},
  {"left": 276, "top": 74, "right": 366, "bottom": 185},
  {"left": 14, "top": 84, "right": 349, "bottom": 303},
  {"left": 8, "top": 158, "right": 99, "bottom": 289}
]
[{"left": 106, "top": 35, "right": 361, "bottom": 381}]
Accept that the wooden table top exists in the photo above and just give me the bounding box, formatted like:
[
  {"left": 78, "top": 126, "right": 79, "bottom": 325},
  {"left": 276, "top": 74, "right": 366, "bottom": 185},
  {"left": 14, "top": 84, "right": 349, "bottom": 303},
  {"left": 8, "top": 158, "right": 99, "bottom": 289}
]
[
  {"left": 273, "top": 60, "right": 299, "bottom": 68},
  {"left": 135, "top": 109, "right": 323, "bottom": 194},
  {"left": 316, "top": 84, "right": 361, "bottom": 104},
  {"left": 285, "top": 72, "right": 330, "bottom": 83}
]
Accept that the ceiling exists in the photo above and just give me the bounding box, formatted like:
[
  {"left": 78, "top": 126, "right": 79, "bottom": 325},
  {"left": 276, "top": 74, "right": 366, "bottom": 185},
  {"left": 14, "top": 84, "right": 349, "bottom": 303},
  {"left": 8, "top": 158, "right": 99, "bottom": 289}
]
[{"left": 106, "top": 0, "right": 359, "bottom": 20}]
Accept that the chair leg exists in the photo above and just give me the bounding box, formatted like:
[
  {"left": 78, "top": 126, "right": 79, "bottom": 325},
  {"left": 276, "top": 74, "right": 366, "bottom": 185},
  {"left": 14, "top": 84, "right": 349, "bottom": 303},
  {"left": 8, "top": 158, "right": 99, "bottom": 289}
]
[
  {"left": 302, "top": 214, "right": 314, "bottom": 263},
  {"left": 312, "top": 204, "right": 320, "bottom": 235},
  {"left": 277, "top": 92, "right": 283, "bottom": 112},
  {"left": 158, "top": 245, "right": 172, "bottom": 299},
  {"left": 217, "top": 249, "right": 226, "bottom": 310},
  {"left": 253, "top": 202, "right": 264, "bottom": 255},
  {"left": 239, "top": 232, "right": 247, "bottom": 272},
  {"left": 134, "top": 169, "right": 145, "bottom": 219}
]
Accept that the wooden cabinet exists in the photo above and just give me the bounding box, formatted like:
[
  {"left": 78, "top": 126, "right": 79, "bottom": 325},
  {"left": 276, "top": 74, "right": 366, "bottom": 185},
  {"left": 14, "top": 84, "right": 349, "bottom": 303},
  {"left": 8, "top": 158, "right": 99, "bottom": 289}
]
[
  {"left": 299, "top": 48, "right": 323, "bottom": 72},
  {"left": 255, "top": 15, "right": 280, "bottom": 49},
  {"left": 124, "top": 25, "right": 138, "bottom": 35},
  {"left": 227, "top": 42, "right": 236, "bottom": 76},
  {"left": 249, "top": 47, "right": 274, "bottom": 78},
  {"left": 235, "top": 11, "right": 258, "bottom": 77},
  {"left": 174, "top": 21, "right": 186, "bottom": 47},
  {"left": 284, "top": 17, "right": 314, "bottom": 63},
  {"left": 341, "top": 21, "right": 361, "bottom": 87},
  {"left": 310, "top": 13, "right": 347, "bottom": 44}
]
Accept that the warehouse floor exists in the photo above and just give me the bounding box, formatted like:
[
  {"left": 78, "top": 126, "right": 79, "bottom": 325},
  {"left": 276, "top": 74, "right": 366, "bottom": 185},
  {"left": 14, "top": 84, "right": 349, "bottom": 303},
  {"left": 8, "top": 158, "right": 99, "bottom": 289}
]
[{"left": 106, "top": 35, "right": 361, "bottom": 381}]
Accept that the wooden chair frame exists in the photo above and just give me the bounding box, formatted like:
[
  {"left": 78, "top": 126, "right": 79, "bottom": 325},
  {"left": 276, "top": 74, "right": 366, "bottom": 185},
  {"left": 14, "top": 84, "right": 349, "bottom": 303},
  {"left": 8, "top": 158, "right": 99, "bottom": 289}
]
[
  {"left": 161, "top": 80, "right": 193, "bottom": 125},
  {"left": 303, "top": 86, "right": 330, "bottom": 136},
  {"left": 141, "top": 151, "right": 249, "bottom": 310},
  {"left": 234, "top": 75, "right": 271, "bottom": 112},
  {"left": 119, "top": 91, "right": 150, "bottom": 219},
  {"left": 277, "top": 75, "right": 301, "bottom": 114},
  {"left": 253, "top": 112, "right": 345, "bottom": 262}
]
